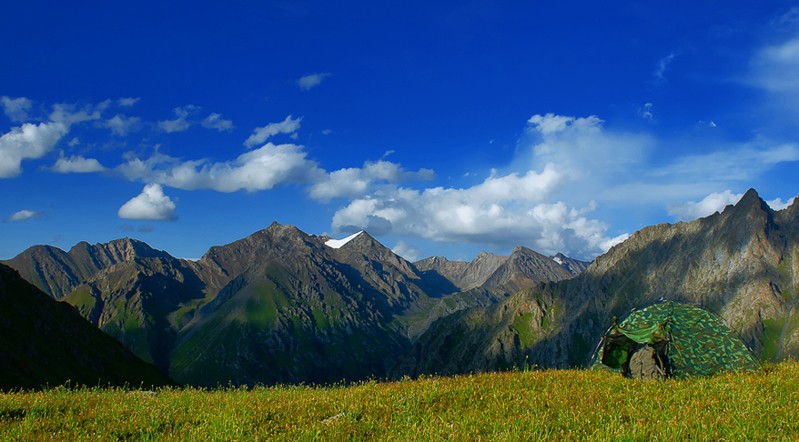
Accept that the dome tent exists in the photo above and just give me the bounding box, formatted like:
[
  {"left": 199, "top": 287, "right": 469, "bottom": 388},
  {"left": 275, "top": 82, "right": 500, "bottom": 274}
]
[{"left": 593, "top": 301, "right": 761, "bottom": 379}]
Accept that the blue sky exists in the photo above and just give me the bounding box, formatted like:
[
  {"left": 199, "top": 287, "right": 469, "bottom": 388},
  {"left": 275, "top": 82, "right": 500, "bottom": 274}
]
[{"left": 2, "top": 1, "right": 799, "bottom": 262}]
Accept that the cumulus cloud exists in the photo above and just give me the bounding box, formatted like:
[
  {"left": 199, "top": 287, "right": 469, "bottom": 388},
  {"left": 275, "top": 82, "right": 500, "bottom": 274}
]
[
  {"left": 522, "top": 113, "right": 652, "bottom": 200},
  {"left": 49, "top": 102, "right": 105, "bottom": 126},
  {"left": 0, "top": 100, "right": 110, "bottom": 177},
  {"left": 0, "top": 121, "right": 69, "bottom": 178},
  {"left": 669, "top": 190, "right": 798, "bottom": 222},
  {"left": 244, "top": 115, "right": 302, "bottom": 148},
  {"left": 309, "top": 160, "right": 435, "bottom": 201},
  {"left": 202, "top": 113, "right": 234, "bottom": 131},
  {"left": 329, "top": 142, "right": 628, "bottom": 259},
  {"left": 118, "top": 183, "right": 177, "bottom": 220},
  {"left": 325, "top": 113, "right": 658, "bottom": 259},
  {"left": 158, "top": 105, "right": 199, "bottom": 133},
  {"left": 7, "top": 209, "right": 40, "bottom": 222},
  {"left": 1, "top": 96, "right": 33, "bottom": 122},
  {"left": 668, "top": 190, "right": 742, "bottom": 221},
  {"left": 117, "top": 97, "right": 141, "bottom": 107},
  {"left": 50, "top": 153, "right": 106, "bottom": 174},
  {"left": 117, "top": 142, "right": 322, "bottom": 192},
  {"left": 332, "top": 184, "right": 627, "bottom": 259},
  {"left": 103, "top": 114, "right": 141, "bottom": 136},
  {"left": 767, "top": 196, "right": 796, "bottom": 211},
  {"left": 325, "top": 111, "right": 798, "bottom": 259},
  {"left": 297, "top": 73, "right": 331, "bottom": 90}
]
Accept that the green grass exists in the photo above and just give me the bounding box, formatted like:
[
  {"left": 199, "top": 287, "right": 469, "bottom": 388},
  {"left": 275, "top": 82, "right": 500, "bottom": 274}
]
[{"left": 3, "top": 362, "right": 799, "bottom": 441}]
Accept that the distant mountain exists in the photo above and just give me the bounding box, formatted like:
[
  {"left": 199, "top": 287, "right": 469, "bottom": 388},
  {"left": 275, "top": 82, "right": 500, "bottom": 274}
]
[
  {"left": 410, "top": 188, "right": 799, "bottom": 371},
  {"left": 3, "top": 238, "right": 172, "bottom": 299},
  {"left": 550, "top": 253, "right": 591, "bottom": 275},
  {"left": 415, "top": 248, "right": 586, "bottom": 292},
  {"left": 415, "top": 252, "right": 507, "bottom": 291},
  {"left": 0, "top": 263, "right": 173, "bottom": 390}
]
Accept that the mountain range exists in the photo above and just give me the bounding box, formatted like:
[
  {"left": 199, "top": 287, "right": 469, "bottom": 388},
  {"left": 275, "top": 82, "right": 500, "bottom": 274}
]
[
  {"left": 2, "top": 188, "right": 797, "bottom": 387},
  {"left": 2, "top": 221, "right": 581, "bottom": 386}
]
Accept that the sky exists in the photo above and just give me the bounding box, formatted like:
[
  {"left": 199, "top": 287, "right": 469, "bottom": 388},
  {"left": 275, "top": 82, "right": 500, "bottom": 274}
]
[{"left": 2, "top": 1, "right": 799, "bottom": 262}]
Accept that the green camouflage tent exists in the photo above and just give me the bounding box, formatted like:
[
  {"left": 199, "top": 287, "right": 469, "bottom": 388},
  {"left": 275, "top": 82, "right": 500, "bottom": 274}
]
[{"left": 593, "top": 301, "right": 760, "bottom": 379}]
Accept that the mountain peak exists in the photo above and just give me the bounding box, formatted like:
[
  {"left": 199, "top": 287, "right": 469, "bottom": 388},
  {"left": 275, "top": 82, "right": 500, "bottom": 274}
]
[
  {"left": 736, "top": 188, "right": 763, "bottom": 208},
  {"left": 262, "top": 221, "right": 303, "bottom": 237}
]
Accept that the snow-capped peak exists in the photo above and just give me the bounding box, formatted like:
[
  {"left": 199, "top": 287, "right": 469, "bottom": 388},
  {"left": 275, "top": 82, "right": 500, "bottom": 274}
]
[{"left": 325, "top": 231, "right": 364, "bottom": 249}]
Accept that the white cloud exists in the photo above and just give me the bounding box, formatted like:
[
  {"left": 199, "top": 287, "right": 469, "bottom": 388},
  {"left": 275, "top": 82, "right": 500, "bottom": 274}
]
[
  {"left": 118, "top": 183, "right": 177, "bottom": 220},
  {"left": 158, "top": 105, "right": 199, "bottom": 133},
  {"left": 49, "top": 102, "right": 105, "bottom": 126},
  {"left": 297, "top": 73, "right": 331, "bottom": 90},
  {"left": 326, "top": 110, "right": 795, "bottom": 259},
  {"left": 669, "top": 190, "right": 798, "bottom": 222},
  {"left": 332, "top": 184, "right": 626, "bottom": 259},
  {"left": 0, "top": 100, "right": 109, "bottom": 178},
  {"left": 117, "top": 97, "right": 141, "bottom": 107},
  {"left": 749, "top": 36, "right": 799, "bottom": 93},
  {"left": 522, "top": 113, "right": 652, "bottom": 199},
  {"left": 7, "top": 209, "right": 40, "bottom": 222},
  {"left": 653, "top": 143, "right": 799, "bottom": 182},
  {"left": 308, "top": 160, "right": 435, "bottom": 202},
  {"left": 0, "top": 121, "right": 69, "bottom": 178},
  {"left": 103, "top": 114, "right": 141, "bottom": 136},
  {"left": 640, "top": 102, "right": 654, "bottom": 121},
  {"left": 202, "top": 113, "right": 234, "bottom": 131},
  {"left": 392, "top": 241, "right": 420, "bottom": 261},
  {"left": 767, "top": 196, "right": 796, "bottom": 211},
  {"left": 1, "top": 96, "right": 33, "bottom": 122},
  {"left": 117, "top": 142, "right": 322, "bottom": 192},
  {"left": 654, "top": 53, "right": 676, "bottom": 84},
  {"left": 668, "top": 190, "right": 742, "bottom": 221},
  {"left": 244, "top": 115, "right": 301, "bottom": 148},
  {"left": 325, "top": 113, "right": 657, "bottom": 259},
  {"left": 50, "top": 153, "right": 106, "bottom": 174}
]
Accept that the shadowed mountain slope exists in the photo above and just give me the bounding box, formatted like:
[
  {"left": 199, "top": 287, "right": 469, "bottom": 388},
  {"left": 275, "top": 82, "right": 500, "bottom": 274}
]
[{"left": 0, "top": 264, "right": 173, "bottom": 390}]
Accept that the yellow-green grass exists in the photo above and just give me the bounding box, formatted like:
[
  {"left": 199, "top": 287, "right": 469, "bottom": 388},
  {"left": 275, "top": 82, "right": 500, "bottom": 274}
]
[{"left": 2, "top": 362, "right": 799, "bottom": 441}]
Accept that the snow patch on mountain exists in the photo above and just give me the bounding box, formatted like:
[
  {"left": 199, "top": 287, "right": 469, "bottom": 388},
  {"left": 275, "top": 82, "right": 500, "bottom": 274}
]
[{"left": 325, "top": 231, "right": 364, "bottom": 249}]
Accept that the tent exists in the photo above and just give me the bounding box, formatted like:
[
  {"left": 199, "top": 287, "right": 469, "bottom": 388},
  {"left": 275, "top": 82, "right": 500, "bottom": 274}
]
[{"left": 592, "top": 301, "right": 761, "bottom": 379}]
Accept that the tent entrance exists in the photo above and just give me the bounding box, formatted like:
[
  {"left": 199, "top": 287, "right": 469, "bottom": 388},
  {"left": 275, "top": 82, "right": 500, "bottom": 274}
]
[
  {"left": 625, "top": 342, "right": 669, "bottom": 380},
  {"left": 600, "top": 332, "right": 670, "bottom": 380}
]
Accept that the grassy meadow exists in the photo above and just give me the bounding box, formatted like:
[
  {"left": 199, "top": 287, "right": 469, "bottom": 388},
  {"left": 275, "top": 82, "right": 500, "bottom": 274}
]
[{"left": 2, "top": 362, "right": 799, "bottom": 441}]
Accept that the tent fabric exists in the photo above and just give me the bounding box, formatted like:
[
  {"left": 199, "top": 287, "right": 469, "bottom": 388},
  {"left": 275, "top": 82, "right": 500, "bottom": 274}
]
[{"left": 593, "top": 301, "right": 761, "bottom": 378}]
